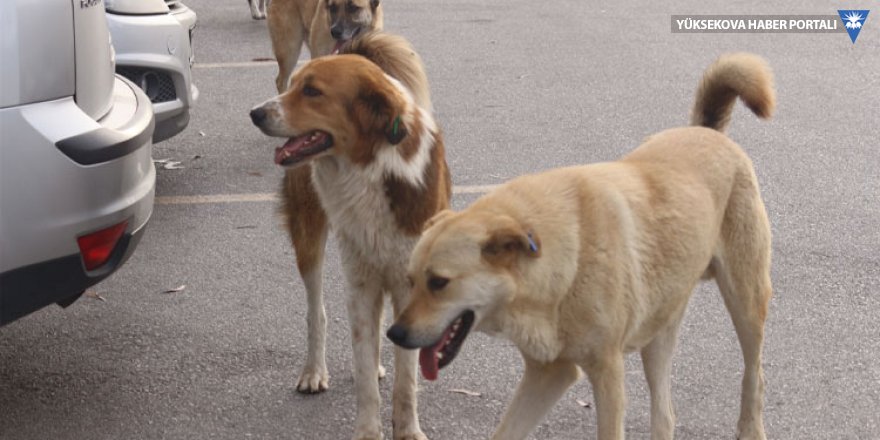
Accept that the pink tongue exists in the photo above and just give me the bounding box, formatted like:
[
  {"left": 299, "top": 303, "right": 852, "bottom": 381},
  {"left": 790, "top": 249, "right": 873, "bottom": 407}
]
[
  {"left": 418, "top": 326, "right": 452, "bottom": 381},
  {"left": 332, "top": 39, "right": 347, "bottom": 54},
  {"left": 418, "top": 346, "right": 440, "bottom": 381},
  {"left": 274, "top": 136, "right": 308, "bottom": 165}
]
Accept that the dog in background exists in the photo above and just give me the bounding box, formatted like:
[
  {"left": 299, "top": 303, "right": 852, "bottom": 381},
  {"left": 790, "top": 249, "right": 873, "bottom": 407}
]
[
  {"left": 248, "top": 0, "right": 267, "bottom": 19},
  {"left": 250, "top": 32, "right": 448, "bottom": 440},
  {"left": 268, "top": 0, "right": 383, "bottom": 93},
  {"left": 388, "top": 53, "right": 775, "bottom": 440}
]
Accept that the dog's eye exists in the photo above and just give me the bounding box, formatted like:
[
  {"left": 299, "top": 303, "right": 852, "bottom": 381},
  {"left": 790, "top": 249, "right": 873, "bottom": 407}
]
[
  {"left": 327, "top": 3, "right": 339, "bottom": 13},
  {"left": 302, "top": 85, "right": 322, "bottom": 97},
  {"left": 407, "top": 276, "right": 414, "bottom": 288},
  {"left": 427, "top": 276, "right": 449, "bottom": 291}
]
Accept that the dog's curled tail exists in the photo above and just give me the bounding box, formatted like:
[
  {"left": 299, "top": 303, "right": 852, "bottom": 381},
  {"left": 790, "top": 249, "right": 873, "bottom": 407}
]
[{"left": 691, "top": 52, "right": 775, "bottom": 133}]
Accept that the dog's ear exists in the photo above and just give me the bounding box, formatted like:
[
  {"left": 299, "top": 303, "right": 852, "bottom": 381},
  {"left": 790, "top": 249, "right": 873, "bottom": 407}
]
[
  {"left": 424, "top": 209, "right": 455, "bottom": 232},
  {"left": 370, "top": 0, "right": 380, "bottom": 10},
  {"left": 481, "top": 221, "right": 541, "bottom": 266},
  {"left": 354, "top": 75, "right": 408, "bottom": 145}
]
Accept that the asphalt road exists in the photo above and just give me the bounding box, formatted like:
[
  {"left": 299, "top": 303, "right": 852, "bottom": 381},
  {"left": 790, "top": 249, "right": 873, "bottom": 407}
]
[{"left": 2, "top": 0, "right": 878, "bottom": 439}]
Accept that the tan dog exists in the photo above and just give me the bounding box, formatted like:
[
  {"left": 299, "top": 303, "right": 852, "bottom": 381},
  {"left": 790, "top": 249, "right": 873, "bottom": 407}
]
[
  {"left": 387, "top": 53, "right": 775, "bottom": 440},
  {"left": 268, "top": 0, "right": 383, "bottom": 93},
  {"left": 250, "top": 32, "right": 448, "bottom": 440}
]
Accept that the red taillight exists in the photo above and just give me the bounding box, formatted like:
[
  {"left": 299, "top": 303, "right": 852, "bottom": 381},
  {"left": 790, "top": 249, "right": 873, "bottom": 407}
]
[{"left": 77, "top": 220, "right": 128, "bottom": 271}]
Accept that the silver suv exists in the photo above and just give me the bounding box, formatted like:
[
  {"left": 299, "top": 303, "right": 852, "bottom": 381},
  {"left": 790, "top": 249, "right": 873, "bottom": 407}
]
[
  {"left": 0, "top": 0, "right": 156, "bottom": 325},
  {"left": 106, "top": 0, "right": 198, "bottom": 142}
]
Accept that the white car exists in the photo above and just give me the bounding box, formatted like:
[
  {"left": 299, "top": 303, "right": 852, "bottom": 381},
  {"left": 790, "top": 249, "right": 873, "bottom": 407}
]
[
  {"left": 105, "top": 0, "right": 198, "bottom": 142},
  {"left": 0, "top": 0, "right": 156, "bottom": 325}
]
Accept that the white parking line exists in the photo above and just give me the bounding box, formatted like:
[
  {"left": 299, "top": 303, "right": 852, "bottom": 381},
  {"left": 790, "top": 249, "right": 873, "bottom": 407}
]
[
  {"left": 193, "top": 60, "right": 295, "bottom": 69},
  {"left": 155, "top": 193, "right": 277, "bottom": 205},
  {"left": 155, "top": 184, "right": 498, "bottom": 205},
  {"left": 450, "top": 184, "right": 499, "bottom": 194}
]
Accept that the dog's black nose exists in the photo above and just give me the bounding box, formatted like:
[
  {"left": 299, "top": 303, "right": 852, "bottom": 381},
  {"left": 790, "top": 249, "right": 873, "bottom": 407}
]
[
  {"left": 249, "top": 107, "right": 267, "bottom": 126},
  {"left": 330, "top": 26, "right": 343, "bottom": 40},
  {"left": 386, "top": 324, "right": 409, "bottom": 346}
]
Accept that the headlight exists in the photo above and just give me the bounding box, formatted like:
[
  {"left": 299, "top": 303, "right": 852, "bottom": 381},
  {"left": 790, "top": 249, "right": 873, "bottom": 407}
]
[{"left": 104, "top": 0, "right": 169, "bottom": 14}]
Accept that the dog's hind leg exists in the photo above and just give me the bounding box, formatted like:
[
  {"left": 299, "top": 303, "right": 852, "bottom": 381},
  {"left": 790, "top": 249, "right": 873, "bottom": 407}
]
[
  {"left": 641, "top": 318, "right": 685, "bottom": 440},
  {"left": 492, "top": 358, "right": 580, "bottom": 440},
  {"left": 282, "top": 168, "right": 331, "bottom": 393},
  {"left": 712, "top": 174, "right": 772, "bottom": 440},
  {"left": 268, "top": 0, "right": 305, "bottom": 93}
]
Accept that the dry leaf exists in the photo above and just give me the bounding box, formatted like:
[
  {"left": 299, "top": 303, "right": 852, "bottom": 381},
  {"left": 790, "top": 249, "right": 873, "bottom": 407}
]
[
  {"left": 198, "top": 131, "right": 206, "bottom": 137},
  {"left": 152, "top": 158, "right": 170, "bottom": 164},
  {"left": 576, "top": 399, "right": 592, "bottom": 408},
  {"left": 163, "top": 161, "right": 184, "bottom": 170},
  {"left": 163, "top": 284, "right": 186, "bottom": 294},
  {"left": 84, "top": 290, "right": 106, "bottom": 302},
  {"left": 449, "top": 388, "right": 481, "bottom": 397}
]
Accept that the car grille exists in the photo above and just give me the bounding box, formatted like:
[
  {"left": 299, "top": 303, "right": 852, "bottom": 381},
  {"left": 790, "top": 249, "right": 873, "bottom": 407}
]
[
  {"left": 116, "top": 67, "right": 177, "bottom": 103},
  {"left": 164, "top": 0, "right": 183, "bottom": 11}
]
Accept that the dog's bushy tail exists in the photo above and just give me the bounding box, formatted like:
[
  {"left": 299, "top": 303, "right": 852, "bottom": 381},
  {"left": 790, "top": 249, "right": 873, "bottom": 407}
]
[
  {"left": 691, "top": 53, "right": 775, "bottom": 133},
  {"left": 342, "top": 31, "right": 432, "bottom": 111}
]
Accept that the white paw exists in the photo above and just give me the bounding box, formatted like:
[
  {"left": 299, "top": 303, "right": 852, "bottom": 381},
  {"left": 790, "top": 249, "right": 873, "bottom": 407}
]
[
  {"left": 296, "top": 368, "right": 329, "bottom": 394},
  {"left": 394, "top": 432, "right": 428, "bottom": 440},
  {"left": 736, "top": 428, "right": 767, "bottom": 440},
  {"left": 352, "top": 431, "right": 383, "bottom": 440}
]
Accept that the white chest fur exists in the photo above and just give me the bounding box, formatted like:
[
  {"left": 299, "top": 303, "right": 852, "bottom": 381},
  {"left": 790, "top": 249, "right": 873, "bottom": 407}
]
[{"left": 311, "top": 157, "right": 416, "bottom": 271}]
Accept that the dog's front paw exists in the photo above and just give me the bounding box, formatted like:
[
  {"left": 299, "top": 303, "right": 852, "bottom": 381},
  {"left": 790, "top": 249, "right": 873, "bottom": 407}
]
[
  {"left": 736, "top": 418, "right": 766, "bottom": 440},
  {"left": 393, "top": 432, "right": 428, "bottom": 440},
  {"left": 352, "top": 431, "right": 383, "bottom": 440},
  {"left": 736, "top": 429, "right": 767, "bottom": 440},
  {"left": 296, "top": 368, "right": 329, "bottom": 394}
]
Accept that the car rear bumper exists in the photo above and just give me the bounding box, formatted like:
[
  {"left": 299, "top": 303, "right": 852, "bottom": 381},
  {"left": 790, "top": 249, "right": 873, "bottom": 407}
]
[
  {"left": 0, "top": 221, "right": 148, "bottom": 325},
  {"left": 0, "top": 76, "right": 155, "bottom": 325}
]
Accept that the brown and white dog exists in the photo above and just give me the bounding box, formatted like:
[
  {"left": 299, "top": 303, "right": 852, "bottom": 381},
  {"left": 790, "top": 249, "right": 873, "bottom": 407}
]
[
  {"left": 250, "top": 32, "right": 449, "bottom": 440},
  {"left": 388, "top": 53, "right": 776, "bottom": 440},
  {"left": 267, "top": 0, "right": 383, "bottom": 93}
]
